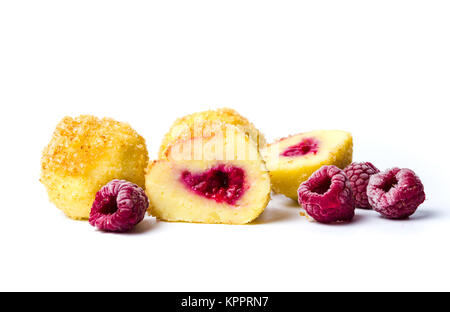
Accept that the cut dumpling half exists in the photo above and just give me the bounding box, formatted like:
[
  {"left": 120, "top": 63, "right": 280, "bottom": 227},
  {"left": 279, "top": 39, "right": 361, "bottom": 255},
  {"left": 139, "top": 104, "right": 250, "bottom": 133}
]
[{"left": 146, "top": 124, "right": 271, "bottom": 224}]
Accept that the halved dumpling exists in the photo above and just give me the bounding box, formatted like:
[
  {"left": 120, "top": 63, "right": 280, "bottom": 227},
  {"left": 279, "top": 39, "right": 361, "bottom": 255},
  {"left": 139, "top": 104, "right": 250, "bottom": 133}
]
[
  {"left": 261, "top": 130, "right": 353, "bottom": 200},
  {"left": 146, "top": 124, "right": 271, "bottom": 224},
  {"left": 158, "top": 107, "right": 266, "bottom": 158}
]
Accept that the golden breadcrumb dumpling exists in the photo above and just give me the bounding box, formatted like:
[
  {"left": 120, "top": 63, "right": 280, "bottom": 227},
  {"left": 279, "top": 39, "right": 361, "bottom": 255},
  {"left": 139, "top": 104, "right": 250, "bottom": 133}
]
[
  {"left": 40, "top": 115, "right": 149, "bottom": 220},
  {"left": 158, "top": 107, "right": 266, "bottom": 158}
]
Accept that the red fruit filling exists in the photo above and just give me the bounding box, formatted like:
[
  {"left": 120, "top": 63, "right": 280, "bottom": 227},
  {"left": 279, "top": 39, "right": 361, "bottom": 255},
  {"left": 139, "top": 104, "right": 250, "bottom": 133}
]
[
  {"left": 281, "top": 137, "right": 319, "bottom": 157},
  {"left": 180, "top": 165, "right": 247, "bottom": 205}
]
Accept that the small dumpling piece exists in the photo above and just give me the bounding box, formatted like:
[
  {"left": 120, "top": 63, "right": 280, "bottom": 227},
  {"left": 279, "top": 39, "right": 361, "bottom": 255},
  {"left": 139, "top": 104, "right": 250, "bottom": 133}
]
[
  {"left": 146, "top": 124, "right": 271, "bottom": 224},
  {"left": 261, "top": 130, "right": 353, "bottom": 200},
  {"left": 40, "top": 115, "right": 149, "bottom": 219}
]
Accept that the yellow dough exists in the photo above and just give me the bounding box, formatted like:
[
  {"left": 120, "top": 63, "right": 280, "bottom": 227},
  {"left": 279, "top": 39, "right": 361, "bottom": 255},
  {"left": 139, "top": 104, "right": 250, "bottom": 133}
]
[
  {"left": 40, "top": 115, "right": 149, "bottom": 219},
  {"left": 146, "top": 124, "right": 271, "bottom": 224},
  {"left": 261, "top": 130, "right": 353, "bottom": 200},
  {"left": 158, "top": 107, "right": 265, "bottom": 158}
]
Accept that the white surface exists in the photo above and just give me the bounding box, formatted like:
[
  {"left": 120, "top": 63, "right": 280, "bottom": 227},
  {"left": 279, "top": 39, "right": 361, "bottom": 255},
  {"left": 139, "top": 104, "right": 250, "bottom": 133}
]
[{"left": 0, "top": 1, "right": 449, "bottom": 291}]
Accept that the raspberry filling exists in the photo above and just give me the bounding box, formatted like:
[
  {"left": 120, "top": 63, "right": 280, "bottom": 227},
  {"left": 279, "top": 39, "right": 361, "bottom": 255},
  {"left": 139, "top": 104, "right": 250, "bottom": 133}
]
[
  {"left": 180, "top": 165, "right": 247, "bottom": 205},
  {"left": 281, "top": 137, "right": 319, "bottom": 157}
]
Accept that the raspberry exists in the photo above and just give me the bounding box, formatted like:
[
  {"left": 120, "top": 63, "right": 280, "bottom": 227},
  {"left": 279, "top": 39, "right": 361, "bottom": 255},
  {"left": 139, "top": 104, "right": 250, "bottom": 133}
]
[
  {"left": 343, "top": 162, "right": 380, "bottom": 209},
  {"left": 367, "top": 168, "right": 425, "bottom": 219},
  {"left": 297, "top": 165, "right": 355, "bottom": 223},
  {"left": 89, "top": 180, "right": 149, "bottom": 232}
]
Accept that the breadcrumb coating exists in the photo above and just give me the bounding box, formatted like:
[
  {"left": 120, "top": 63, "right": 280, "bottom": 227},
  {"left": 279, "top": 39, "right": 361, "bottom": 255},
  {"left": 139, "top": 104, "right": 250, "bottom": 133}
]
[
  {"left": 40, "top": 115, "right": 149, "bottom": 220},
  {"left": 158, "top": 108, "right": 266, "bottom": 158}
]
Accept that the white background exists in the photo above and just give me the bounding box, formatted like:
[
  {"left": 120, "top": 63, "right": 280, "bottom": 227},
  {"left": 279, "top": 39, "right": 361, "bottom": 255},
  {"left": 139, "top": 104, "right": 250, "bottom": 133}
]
[{"left": 0, "top": 1, "right": 449, "bottom": 291}]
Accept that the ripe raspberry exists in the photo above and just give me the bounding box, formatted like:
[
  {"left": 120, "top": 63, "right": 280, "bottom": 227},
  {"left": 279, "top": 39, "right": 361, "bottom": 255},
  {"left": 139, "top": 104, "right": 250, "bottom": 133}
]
[
  {"left": 367, "top": 168, "right": 425, "bottom": 219},
  {"left": 343, "top": 162, "right": 380, "bottom": 209},
  {"left": 89, "top": 180, "right": 149, "bottom": 232},
  {"left": 297, "top": 165, "right": 355, "bottom": 223}
]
